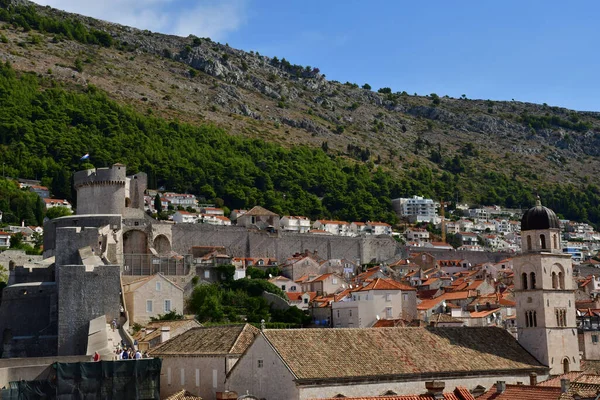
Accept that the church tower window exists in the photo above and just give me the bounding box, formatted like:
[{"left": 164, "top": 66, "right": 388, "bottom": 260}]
[
  {"left": 530, "top": 272, "right": 536, "bottom": 289},
  {"left": 527, "top": 236, "right": 532, "bottom": 250},
  {"left": 522, "top": 273, "right": 528, "bottom": 290},
  {"left": 559, "top": 272, "right": 565, "bottom": 290},
  {"left": 540, "top": 234, "right": 546, "bottom": 249},
  {"left": 552, "top": 272, "right": 558, "bottom": 289}
]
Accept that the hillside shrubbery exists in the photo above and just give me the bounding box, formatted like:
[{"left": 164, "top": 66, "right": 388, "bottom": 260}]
[
  {"left": 0, "top": 3, "right": 113, "bottom": 47},
  {"left": 0, "top": 62, "right": 599, "bottom": 226}
]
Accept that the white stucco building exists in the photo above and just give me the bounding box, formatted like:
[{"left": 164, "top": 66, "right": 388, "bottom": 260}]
[
  {"left": 332, "top": 278, "right": 417, "bottom": 327},
  {"left": 280, "top": 216, "right": 311, "bottom": 233},
  {"left": 392, "top": 196, "right": 438, "bottom": 223}
]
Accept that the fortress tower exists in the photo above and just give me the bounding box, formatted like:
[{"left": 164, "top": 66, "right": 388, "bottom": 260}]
[
  {"left": 74, "top": 163, "right": 127, "bottom": 215},
  {"left": 514, "top": 198, "right": 580, "bottom": 375}
]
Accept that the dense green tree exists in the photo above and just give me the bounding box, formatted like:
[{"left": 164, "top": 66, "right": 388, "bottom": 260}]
[
  {"left": 154, "top": 193, "right": 162, "bottom": 213},
  {"left": 45, "top": 206, "right": 72, "bottom": 219}
]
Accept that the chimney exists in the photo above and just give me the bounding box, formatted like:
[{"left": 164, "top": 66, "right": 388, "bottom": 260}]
[
  {"left": 141, "top": 328, "right": 146, "bottom": 339},
  {"left": 21, "top": 220, "right": 24, "bottom": 228},
  {"left": 425, "top": 381, "right": 445, "bottom": 399},
  {"left": 160, "top": 326, "right": 171, "bottom": 343},
  {"left": 530, "top": 372, "right": 538, "bottom": 386},
  {"left": 496, "top": 381, "right": 506, "bottom": 393},
  {"left": 561, "top": 379, "right": 570, "bottom": 394}
]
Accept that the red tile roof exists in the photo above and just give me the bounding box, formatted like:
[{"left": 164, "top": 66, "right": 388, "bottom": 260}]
[
  {"left": 367, "top": 221, "right": 391, "bottom": 227},
  {"left": 477, "top": 384, "right": 562, "bottom": 400},
  {"left": 358, "top": 278, "right": 416, "bottom": 292},
  {"left": 286, "top": 292, "right": 317, "bottom": 302},
  {"left": 316, "top": 219, "right": 349, "bottom": 225},
  {"left": 313, "top": 386, "right": 475, "bottom": 399},
  {"left": 307, "top": 273, "right": 335, "bottom": 283}
]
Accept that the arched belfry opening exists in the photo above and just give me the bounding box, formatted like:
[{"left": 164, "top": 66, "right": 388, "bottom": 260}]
[
  {"left": 563, "top": 358, "right": 570, "bottom": 374},
  {"left": 540, "top": 234, "right": 546, "bottom": 250}
]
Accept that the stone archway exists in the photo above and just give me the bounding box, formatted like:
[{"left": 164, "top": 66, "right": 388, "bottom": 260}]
[
  {"left": 123, "top": 230, "right": 149, "bottom": 254},
  {"left": 153, "top": 234, "right": 171, "bottom": 255}
]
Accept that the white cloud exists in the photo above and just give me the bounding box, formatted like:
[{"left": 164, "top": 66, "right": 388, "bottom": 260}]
[{"left": 31, "top": 0, "right": 246, "bottom": 41}]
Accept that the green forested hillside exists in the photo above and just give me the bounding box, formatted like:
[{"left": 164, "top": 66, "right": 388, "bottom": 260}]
[{"left": 0, "top": 61, "right": 599, "bottom": 225}]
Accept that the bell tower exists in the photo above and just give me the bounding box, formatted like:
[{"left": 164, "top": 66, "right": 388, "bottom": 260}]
[{"left": 514, "top": 197, "right": 580, "bottom": 375}]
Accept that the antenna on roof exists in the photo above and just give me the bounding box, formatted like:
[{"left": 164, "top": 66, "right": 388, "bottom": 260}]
[{"left": 376, "top": 315, "right": 380, "bottom": 320}]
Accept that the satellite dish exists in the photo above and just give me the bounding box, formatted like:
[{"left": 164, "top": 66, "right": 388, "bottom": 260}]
[
  {"left": 376, "top": 315, "right": 380, "bottom": 320},
  {"left": 269, "top": 274, "right": 273, "bottom": 278}
]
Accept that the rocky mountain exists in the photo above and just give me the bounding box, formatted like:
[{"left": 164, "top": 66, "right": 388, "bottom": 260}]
[{"left": 2, "top": 0, "right": 600, "bottom": 221}]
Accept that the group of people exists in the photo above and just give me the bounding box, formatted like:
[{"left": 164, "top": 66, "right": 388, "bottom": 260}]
[
  {"left": 115, "top": 347, "right": 142, "bottom": 360},
  {"left": 114, "top": 340, "right": 149, "bottom": 360}
]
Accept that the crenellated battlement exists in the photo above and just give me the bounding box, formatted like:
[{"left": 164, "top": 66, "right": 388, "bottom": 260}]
[
  {"left": 73, "top": 164, "right": 127, "bottom": 189},
  {"left": 74, "top": 164, "right": 128, "bottom": 215}
]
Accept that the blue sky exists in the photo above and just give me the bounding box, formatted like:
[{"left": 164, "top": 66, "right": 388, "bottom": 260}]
[{"left": 35, "top": 0, "right": 600, "bottom": 111}]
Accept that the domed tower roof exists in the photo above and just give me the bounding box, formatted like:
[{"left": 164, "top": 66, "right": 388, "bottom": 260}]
[{"left": 521, "top": 197, "right": 560, "bottom": 231}]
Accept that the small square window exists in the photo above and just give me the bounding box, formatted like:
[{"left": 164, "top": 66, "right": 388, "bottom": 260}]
[
  {"left": 593, "top": 335, "right": 599, "bottom": 344},
  {"left": 165, "top": 300, "right": 172, "bottom": 312},
  {"left": 281, "top": 285, "right": 286, "bottom": 291},
  {"left": 386, "top": 307, "right": 392, "bottom": 319},
  {"left": 146, "top": 300, "right": 153, "bottom": 313},
  {"left": 257, "top": 359, "right": 263, "bottom": 368},
  {"left": 156, "top": 282, "right": 161, "bottom": 291},
  {"left": 204, "top": 270, "right": 210, "bottom": 278}
]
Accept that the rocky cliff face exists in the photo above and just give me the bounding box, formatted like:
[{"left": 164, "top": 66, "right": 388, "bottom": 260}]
[{"left": 3, "top": 0, "right": 600, "bottom": 187}]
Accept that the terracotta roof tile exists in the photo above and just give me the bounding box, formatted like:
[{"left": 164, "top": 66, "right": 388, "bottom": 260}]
[
  {"left": 243, "top": 206, "right": 279, "bottom": 216},
  {"left": 313, "top": 386, "right": 475, "bottom": 399},
  {"left": 133, "top": 319, "right": 201, "bottom": 343},
  {"left": 307, "top": 273, "right": 335, "bottom": 283},
  {"left": 149, "top": 324, "right": 258, "bottom": 356},
  {"left": 165, "top": 389, "right": 202, "bottom": 400},
  {"left": 358, "top": 278, "right": 416, "bottom": 292},
  {"left": 263, "top": 327, "right": 546, "bottom": 382},
  {"left": 477, "top": 384, "right": 562, "bottom": 400}
]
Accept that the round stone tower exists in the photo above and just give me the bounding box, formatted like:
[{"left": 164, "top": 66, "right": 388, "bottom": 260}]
[{"left": 73, "top": 163, "right": 127, "bottom": 215}]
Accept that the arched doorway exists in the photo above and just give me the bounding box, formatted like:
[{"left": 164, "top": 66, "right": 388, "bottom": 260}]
[
  {"left": 153, "top": 234, "right": 171, "bottom": 255},
  {"left": 563, "top": 358, "right": 570, "bottom": 374},
  {"left": 123, "top": 230, "right": 148, "bottom": 254}
]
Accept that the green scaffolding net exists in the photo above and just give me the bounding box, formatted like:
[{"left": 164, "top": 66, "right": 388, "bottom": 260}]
[{"left": 1, "top": 358, "right": 162, "bottom": 400}]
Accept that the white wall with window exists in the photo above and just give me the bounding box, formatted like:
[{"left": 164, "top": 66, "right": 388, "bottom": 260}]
[{"left": 123, "top": 273, "right": 185, "bottom": 324}]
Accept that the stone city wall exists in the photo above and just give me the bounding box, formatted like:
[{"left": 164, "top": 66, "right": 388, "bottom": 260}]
[
  {"left": 171, "top": 224, "right": 399, "bottom": 264},
  {"left": 57, "top": 265, "right": 121, "bottom": 356},
  {"left": 404, "top": 246, "right": 513, "bottom": 265}
]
